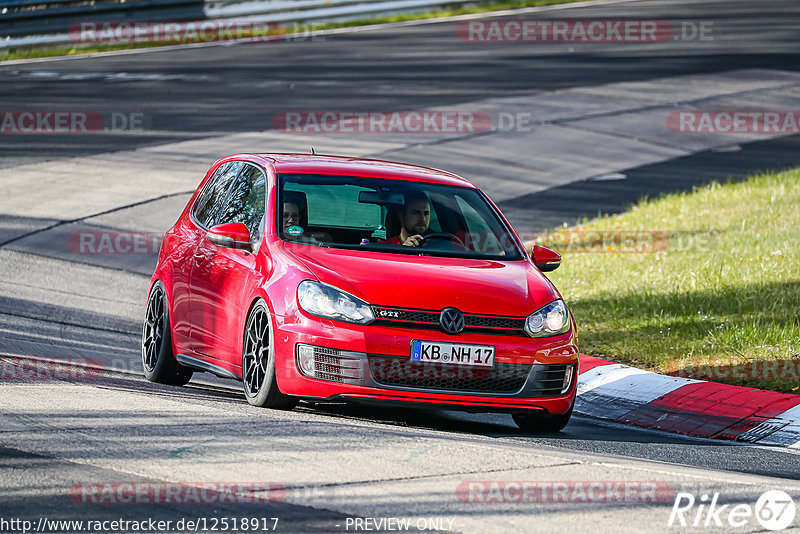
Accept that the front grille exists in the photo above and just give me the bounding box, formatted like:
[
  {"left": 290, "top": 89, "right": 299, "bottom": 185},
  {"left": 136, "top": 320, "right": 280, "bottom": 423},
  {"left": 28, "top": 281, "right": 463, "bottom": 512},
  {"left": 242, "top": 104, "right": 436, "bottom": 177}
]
[
  {"left": 313, "top": 346, "right": 342, "bottom": 356},
  {"left": 368, "top": 357, "right": 570, "bottom": 395},
  {"left": 527, "top": 364, "right": 571, "bottom": 396},
  {"left": 467, "top": 315, "right": 525, "bottom": 330},
  {"left": 372, "top": 306, "right": 526, "bottom": 336},
  {"left": 297, "top": 345, "right": 362, "bottom": 382},
  {"left": 375, "top": 309, "right": 439, "bottom": 324},
  {"left": 369, "top": 356, "right": 546, "bottom": 393}
]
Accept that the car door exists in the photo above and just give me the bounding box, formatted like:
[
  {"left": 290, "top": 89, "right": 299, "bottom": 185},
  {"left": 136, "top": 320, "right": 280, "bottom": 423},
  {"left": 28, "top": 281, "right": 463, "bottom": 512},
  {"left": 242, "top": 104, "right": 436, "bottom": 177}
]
[
  {"left": 170, "top": 161, "right": 239, "bottom": 351},
  {"left": 188, "top": 162, "right": 267, "bottom": 368}
]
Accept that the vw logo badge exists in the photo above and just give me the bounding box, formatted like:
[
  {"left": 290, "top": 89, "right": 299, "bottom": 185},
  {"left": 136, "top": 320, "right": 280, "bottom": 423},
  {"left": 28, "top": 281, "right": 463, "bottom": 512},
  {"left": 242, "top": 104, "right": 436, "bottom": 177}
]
[{"left": 439, "top": 307, "right": 465, "bottom": 335}]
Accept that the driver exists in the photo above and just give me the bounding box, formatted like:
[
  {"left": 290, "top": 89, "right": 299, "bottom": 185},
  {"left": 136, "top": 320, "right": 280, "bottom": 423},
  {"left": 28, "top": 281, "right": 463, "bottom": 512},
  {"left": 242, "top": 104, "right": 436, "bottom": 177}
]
[{"left": 385, "top": 192, "right": 430, "bottom": 247}]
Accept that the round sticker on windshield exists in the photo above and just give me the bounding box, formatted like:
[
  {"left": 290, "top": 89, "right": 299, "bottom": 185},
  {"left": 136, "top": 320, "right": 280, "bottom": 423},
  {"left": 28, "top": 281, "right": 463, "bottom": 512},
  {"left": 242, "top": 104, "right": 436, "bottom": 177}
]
[{"left": 286, "top": 226, "right": 304, "bottom": 236}]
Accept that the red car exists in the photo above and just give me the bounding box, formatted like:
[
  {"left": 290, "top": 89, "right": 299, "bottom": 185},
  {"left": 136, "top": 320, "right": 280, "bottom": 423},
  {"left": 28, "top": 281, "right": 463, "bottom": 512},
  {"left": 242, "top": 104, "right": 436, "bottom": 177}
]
[{"left": 142, "top": 154, "right": 578, "bottom": 431}]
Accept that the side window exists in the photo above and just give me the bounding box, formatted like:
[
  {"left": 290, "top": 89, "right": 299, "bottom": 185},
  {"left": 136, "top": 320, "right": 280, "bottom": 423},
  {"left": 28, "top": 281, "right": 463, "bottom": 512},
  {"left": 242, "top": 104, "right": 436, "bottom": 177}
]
[
  {"left": 193, "top": 161, "right": 244, "bottom": 228},
  {"left": 217, "top": 163, "right": 266, "bottom": 239}
]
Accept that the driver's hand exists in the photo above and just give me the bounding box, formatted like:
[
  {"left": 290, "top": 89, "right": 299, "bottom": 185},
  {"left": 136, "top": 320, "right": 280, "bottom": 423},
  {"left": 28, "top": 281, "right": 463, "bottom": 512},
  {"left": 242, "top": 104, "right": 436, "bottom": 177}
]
[{"left": 402, "top": 234, "right": 424, "bottom": 247}]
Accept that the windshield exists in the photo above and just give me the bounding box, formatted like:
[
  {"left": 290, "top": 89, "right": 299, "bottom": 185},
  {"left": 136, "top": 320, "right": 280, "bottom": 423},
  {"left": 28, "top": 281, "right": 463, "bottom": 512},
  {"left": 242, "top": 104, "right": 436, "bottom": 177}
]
[{"left": 278, "top": 173, "right": 523, "bottom": 260}]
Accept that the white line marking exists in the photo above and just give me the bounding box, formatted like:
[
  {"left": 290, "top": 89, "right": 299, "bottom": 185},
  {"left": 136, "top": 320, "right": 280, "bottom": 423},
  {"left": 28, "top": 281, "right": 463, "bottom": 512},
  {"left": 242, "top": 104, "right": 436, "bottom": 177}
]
[
  {"left": 745, "top": 403, "right": 800, "bottom": 447},
  {"left": 577, "top": 363, "right": 701, "bottom": 420},
  {"left": 577, "top": 363, "right": 648, "bottom": 395}
]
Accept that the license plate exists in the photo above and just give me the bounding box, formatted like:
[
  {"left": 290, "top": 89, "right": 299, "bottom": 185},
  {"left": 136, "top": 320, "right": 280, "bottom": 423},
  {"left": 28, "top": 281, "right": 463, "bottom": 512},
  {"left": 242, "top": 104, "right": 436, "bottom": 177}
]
[{"left": 410, "top": 340, "right": 495, "bottom": 368}]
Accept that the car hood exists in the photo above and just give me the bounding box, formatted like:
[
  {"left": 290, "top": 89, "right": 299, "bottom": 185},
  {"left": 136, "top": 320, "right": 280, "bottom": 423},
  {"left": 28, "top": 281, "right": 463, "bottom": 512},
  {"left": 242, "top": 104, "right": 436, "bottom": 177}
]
[{"left": 283, "top": 244, "right": 560, "bottom": 316}]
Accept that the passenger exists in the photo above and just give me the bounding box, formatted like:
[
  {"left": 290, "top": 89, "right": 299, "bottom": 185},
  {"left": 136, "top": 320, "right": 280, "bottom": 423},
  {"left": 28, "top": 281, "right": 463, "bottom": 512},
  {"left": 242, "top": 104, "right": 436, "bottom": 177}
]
[
  {"left": 282, "top": 201, "right": 302, "bottom": 234},
  {"left": 385, "top": 192, "right": 431, "bottom": 247},
  {"left": 281, "top": 194, "right": 331, "bottom": 242}
]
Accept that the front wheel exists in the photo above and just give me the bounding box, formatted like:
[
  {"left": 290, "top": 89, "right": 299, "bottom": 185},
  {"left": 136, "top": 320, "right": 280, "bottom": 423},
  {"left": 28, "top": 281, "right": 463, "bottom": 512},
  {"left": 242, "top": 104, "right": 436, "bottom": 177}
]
[
  {"left": 513, "top": 406, "right": 573, "bottom": 433},
  {"left": 242, "top": 300, "right": 297, "bottom": 409},
  {"left": 142, "top": 281, "right": 193, "bottom": 386}
]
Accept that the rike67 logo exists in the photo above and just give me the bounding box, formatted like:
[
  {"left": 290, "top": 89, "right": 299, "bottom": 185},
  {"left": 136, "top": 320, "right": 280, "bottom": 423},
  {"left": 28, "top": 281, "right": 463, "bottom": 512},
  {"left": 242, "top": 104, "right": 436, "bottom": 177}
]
[{"left": 669, "top": 490, "right": 796, "bottom": 531}]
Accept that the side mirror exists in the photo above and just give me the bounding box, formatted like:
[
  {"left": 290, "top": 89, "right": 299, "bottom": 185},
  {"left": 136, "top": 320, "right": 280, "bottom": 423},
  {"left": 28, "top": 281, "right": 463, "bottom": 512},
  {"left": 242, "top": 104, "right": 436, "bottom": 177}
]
[
  {"left": 208, "top": 222, "right": 254, "bottom": 252},
  {"left": 531, "top": 245, "right": 561, "bottom": 272}
]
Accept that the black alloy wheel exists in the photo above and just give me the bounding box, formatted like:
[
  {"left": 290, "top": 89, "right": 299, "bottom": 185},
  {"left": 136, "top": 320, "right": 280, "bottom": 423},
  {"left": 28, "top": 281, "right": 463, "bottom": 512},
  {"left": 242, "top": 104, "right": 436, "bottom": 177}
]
[
  {"left": 142, "top": 281, "right": 192, "bottom": 385},
  {"left": 242, "top": 300, "right": 297, "bottom": 409}
]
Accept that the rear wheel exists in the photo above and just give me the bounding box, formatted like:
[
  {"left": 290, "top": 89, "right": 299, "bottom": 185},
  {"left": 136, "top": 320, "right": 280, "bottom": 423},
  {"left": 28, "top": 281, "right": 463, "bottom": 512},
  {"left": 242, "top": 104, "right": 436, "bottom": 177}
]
[
  {"left": 513, "top": 406, "right": 573, "bottom": 433},
  {"left": 142, "top": 281, "right": 193, "bottom": 386},
  {"left": 242, "top": 300, "right": 297, "bottom": 409}
]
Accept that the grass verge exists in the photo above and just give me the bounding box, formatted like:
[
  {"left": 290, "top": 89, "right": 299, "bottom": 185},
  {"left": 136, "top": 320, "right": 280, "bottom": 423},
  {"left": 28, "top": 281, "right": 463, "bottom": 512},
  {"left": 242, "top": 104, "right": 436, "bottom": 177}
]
[
  {"left": 1, "top": 0, "right": 590, "bottom": 62},
  {"left": 538, "top": 168, "right": 800, "bottom": 393}
]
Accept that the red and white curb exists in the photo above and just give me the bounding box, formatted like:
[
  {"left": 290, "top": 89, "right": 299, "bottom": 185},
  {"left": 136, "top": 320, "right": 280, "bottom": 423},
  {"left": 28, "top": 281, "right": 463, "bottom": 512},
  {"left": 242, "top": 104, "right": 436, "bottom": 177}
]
[{"left": 576, "top": 354, "right": 800, "bottom": 448}]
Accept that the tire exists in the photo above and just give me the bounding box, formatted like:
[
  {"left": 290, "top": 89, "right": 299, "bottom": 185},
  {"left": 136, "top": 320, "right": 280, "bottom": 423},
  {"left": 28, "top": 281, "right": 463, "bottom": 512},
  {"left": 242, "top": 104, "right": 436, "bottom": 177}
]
[
  {"left": 513, "top": 405, "right": 573, "bottom": 433},
  {"left": 142, "top": 281, "right": 193, "bottom": 386},
  {"left": 241, "top": 300, "right": 297, "bottom": 409}
]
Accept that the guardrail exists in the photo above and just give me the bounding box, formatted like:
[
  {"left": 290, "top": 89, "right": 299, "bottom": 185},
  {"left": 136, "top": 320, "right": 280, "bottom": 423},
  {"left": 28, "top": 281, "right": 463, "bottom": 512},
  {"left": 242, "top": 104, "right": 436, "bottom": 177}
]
[
  {"left": 0, "top": 0, "right": 478, "bottom": 43},
  {"left": 206, "top": 0, "right": 474, "bottom": 21},
  {"left": 0, "top": 0, "right": 205, "bottom": 37}
]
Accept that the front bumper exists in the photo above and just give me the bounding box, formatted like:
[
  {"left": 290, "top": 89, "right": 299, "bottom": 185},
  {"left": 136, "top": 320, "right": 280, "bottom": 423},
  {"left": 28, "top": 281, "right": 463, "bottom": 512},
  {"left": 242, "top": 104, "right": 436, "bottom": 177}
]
[{"left": 273, "top": 310, "right": 578, "bottom": 415}]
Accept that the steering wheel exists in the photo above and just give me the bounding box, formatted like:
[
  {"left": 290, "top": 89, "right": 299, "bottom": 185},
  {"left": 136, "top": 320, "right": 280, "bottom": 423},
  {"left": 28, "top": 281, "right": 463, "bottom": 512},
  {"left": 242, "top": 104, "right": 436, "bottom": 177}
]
[{"left": 419, "top": 232, "right": 466, "bottom": 248}]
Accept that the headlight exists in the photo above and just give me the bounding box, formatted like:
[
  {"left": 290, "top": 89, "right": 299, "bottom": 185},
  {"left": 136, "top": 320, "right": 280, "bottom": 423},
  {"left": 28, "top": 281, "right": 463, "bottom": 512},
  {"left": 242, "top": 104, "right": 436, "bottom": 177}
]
[
  {"left": 297, "top": 281, "right": 375, "bottom": 325},
  {"left": 524, "top": 300, "right": 570, "bottom": 338}
]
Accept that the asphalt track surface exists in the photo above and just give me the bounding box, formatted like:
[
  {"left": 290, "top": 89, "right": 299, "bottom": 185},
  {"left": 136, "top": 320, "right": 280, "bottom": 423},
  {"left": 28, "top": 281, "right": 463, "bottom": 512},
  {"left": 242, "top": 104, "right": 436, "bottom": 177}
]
[
  {"left": 2, "top": 0, "right": 800, "bottom": 166},
  {"left": 2, "top": 0, "right": 800, "bottom": 532}
]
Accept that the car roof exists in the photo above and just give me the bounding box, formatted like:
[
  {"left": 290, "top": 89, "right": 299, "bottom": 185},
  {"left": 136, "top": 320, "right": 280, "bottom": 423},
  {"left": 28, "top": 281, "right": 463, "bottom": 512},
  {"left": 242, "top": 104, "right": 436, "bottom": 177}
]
[{"left": 236, "top": 153, "right": 476, "bottom": 188}]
